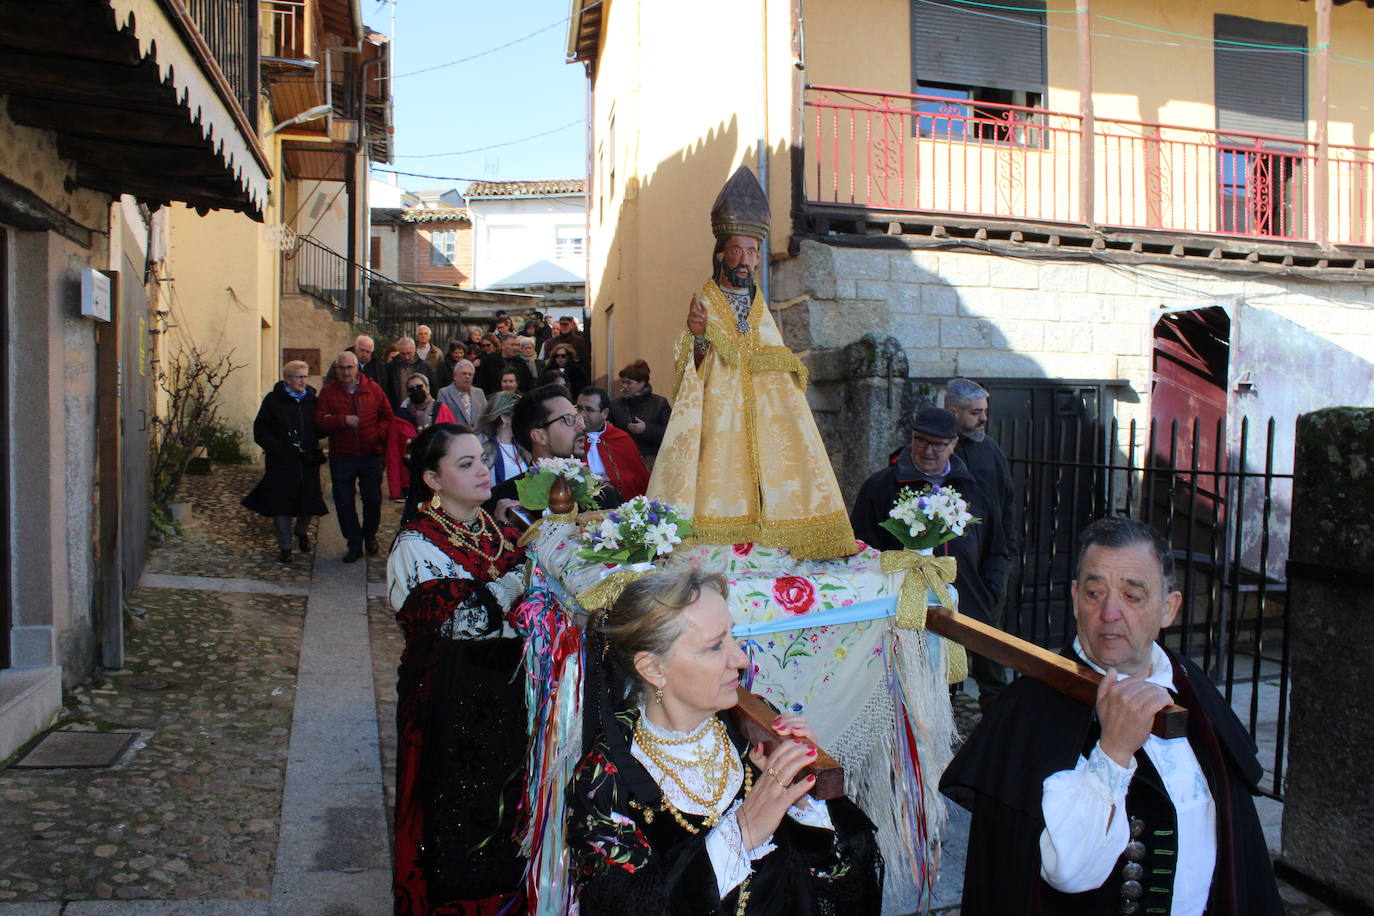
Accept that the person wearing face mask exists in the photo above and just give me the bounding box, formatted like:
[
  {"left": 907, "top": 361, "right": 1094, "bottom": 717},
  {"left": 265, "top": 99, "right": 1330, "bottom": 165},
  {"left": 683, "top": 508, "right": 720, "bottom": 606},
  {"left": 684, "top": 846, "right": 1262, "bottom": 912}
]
[
  {"left": 386, "top": 372, "right": 457, "bottom": 502},
  {"left": 242, "top": 361, "right": 329, "bottom": 564},
  {"left": 387, "top": 424, "right": 532, "bottom": 915}
]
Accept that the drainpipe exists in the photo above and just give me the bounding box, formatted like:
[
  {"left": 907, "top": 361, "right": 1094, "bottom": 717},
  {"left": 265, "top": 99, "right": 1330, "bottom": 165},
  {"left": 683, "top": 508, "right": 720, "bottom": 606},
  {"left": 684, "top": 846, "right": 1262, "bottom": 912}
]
[
  {"left": 346, "top": 52, "right": 384, "bottom": 323},
  {"left": 1314, "top": 0, "right": 1331, "bottom": 249}
]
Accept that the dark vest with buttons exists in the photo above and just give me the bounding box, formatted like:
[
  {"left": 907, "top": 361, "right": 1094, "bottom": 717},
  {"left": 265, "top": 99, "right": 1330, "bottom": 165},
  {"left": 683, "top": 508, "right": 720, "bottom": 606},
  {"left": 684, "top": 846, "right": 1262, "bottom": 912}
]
[
  {"left": 940, "top": 645, "right": 1283, "bottom": 916},
  {"left": 1038, "top": 739, "right": 1183, "bottom": 915}
]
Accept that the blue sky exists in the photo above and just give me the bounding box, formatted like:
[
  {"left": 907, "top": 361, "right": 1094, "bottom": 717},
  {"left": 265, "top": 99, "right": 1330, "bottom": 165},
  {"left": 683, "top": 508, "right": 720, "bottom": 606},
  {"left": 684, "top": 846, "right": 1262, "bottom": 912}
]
[{"left": 368, "top": 0, "right": 587, "bottom": 192}]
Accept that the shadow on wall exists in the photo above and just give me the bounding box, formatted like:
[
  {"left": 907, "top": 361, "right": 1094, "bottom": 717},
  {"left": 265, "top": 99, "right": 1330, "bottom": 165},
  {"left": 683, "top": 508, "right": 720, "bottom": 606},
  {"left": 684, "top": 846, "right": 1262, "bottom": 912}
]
[
  {"left": 591, "top": 116, "right": 743, "bottom": 396},
  {"left": 769, "top": 237, "right": 1043, "bottom": 505}
]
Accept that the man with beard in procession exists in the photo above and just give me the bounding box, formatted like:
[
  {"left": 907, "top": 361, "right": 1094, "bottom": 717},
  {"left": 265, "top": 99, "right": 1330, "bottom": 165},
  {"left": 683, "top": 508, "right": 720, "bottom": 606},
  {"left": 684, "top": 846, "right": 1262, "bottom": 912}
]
[{"left": 651, "top": 165, "right": 856, "bottom": 560}]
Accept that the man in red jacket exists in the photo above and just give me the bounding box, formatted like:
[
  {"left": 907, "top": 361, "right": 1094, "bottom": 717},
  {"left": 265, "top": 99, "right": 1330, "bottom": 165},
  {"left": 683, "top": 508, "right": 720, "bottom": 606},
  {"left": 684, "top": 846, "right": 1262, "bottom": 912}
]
[
  {"left": 575, "top": 387, "right": 650, "bottom": 500},
  {"left": 315, "top": 351, "right": 392, "bottom": 562}
]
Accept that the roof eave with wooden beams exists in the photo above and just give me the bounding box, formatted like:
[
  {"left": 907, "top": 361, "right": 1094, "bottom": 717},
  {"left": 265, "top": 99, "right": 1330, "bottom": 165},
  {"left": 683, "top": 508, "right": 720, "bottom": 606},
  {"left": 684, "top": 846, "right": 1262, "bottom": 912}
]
[
  {"left": 566, "top": 0, "right": 605, "bottom": 69},
  {"left": 0, "top": 0, "right": 270, "bottom": 219}
]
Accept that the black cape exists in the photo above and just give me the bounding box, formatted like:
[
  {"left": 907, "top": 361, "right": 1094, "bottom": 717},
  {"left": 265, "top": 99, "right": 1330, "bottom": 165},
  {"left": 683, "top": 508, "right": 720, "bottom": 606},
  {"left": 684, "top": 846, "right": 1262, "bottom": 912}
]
[
  {"left": 241, "top": 383, "right": 328, "bottom": 519},
  {"left": 568, "top": 706, "right": 884, "bottom": 915},
  {"left": 940, "top": 646, "right": 1281, "bottom": 915}
]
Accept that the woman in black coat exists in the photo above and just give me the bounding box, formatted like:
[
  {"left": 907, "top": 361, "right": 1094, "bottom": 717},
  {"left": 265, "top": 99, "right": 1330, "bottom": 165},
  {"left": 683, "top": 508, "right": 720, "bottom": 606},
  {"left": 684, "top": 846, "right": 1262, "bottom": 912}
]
[
  {"left": 241, "top": 360, "right": 329, "bottom": 564},
  {"left": 608, "top": 360, "right": 672, "bottom": 467}
]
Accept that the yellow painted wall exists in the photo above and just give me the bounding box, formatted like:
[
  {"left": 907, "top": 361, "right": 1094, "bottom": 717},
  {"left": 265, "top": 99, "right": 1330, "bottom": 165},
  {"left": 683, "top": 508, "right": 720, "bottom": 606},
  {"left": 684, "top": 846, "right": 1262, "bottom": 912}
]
[
  {"left": 163, "top": 134, "right": 283, "bottom": 451},
  {"left": 586, "top": 0, "right": 796, "bottom": 391},
  {"left": 807, "top": 0, "right": 1374, "bottom": 137},
  {"left": 802, "top": 0, "right": 1374, "bottom": 241},
  {"left": 585, "top": 0, "right": 1374, "bottom": 387}
]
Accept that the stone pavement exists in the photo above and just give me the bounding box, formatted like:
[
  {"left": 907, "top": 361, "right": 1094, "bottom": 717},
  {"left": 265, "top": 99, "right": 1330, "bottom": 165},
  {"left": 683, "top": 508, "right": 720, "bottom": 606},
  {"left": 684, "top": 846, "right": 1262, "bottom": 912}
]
[{"left": 0, "top": 465, "right": 1353, "bottom": 914}]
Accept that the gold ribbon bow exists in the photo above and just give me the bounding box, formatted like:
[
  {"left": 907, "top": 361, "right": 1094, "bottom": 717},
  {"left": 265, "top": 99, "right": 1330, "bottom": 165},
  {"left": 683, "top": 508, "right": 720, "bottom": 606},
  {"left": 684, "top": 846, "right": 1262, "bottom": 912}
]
[
  {"left": 880, "top": 550, "right": 957, "bottom": 630},
  {"left": 880, "top": 549, "right": 967, "bottom": 684},
  {"left": 576, "top": 568, "right": 654, "bottom": 613},
  {"left": 515, "top": 511, "right": 581, "bottom": 548}
]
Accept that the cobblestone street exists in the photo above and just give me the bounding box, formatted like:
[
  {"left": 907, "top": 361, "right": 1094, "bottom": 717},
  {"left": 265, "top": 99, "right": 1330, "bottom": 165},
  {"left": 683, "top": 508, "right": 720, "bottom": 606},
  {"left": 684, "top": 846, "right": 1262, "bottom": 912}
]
[{"left": 0, "top": 466, "right": 1351, "bottom": 914}]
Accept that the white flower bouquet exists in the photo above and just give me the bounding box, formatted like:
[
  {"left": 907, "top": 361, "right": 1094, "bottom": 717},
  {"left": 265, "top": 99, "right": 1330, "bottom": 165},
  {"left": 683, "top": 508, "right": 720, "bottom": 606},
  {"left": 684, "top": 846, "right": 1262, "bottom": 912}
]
[
  {"left": 880, "top": 483, "right": 979, "bottom": 551},
  {"left": 577, "top": 496, "right": 693, "bottom": 565},
  {"left": 515, "top": 457, "right": 605, "bottom": 511}
]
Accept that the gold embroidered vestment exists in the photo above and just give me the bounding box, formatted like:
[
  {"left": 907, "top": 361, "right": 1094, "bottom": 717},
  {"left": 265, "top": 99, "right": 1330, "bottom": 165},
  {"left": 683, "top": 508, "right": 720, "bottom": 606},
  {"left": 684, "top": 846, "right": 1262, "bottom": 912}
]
[{"left": 647, "top": 281, "right": 856, "bottom": 560}]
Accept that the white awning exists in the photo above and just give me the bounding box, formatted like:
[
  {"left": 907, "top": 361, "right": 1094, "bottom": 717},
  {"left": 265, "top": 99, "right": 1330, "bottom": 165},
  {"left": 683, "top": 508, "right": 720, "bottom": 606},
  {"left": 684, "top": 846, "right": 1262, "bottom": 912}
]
[{"left": 107, "top": 0, "right": 270, "bottom": 214}]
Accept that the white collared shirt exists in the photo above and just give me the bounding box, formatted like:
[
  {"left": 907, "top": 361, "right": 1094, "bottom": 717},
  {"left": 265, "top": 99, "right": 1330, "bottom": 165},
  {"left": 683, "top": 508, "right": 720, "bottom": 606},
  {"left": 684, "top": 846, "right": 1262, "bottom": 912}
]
[
  {"left": 1038, "top": 640, "right": 1216, "bottom": 914},
  {"left": 584, "top": 429, "right": 606, "bottom": 476}
]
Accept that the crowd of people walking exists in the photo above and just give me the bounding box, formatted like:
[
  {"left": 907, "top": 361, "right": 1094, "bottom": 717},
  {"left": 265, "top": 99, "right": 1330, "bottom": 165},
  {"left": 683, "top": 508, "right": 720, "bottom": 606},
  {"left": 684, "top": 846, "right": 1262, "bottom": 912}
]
[
  {"left": 236, "top": 296, "right": 1287, "bottom": 916},
  {"left": 242, "top": 311, "right": 667, "bottom": 565}
]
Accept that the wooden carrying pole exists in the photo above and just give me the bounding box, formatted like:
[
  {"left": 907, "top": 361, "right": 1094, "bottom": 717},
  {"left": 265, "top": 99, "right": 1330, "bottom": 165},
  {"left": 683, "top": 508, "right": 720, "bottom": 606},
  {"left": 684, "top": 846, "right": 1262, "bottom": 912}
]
[
  {"left": 925, "top": 607, "right": 1188, "bottom": 739},
  {"left": 731, "top": 688, "right": 845, "bottom": 800}
]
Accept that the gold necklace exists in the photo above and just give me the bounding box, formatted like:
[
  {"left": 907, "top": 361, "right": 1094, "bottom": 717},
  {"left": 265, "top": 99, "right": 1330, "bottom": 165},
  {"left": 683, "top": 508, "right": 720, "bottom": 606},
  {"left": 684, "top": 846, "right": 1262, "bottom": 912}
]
[
  {"left": 636, "top": 763, "right": 754, "bottom": 835},
  {"left": 634, "top": 717, "right": 737, "bottom": 822},
  {"left": 424, "top": 503, "right": 511, "bottom": 577}
]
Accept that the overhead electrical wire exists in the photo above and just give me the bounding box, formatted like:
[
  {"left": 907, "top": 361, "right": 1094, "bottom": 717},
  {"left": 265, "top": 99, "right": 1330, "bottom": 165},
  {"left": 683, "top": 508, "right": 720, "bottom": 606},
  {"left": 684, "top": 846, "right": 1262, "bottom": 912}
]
[
  {"left": 387, "top": 0, "right": 606, "bottom": 80},
  {"left": 393, "top": 119, "right": 583, "bottom": 159},
  {"left": 914, "top": 0, "right": 1374, "bottom": 68}
]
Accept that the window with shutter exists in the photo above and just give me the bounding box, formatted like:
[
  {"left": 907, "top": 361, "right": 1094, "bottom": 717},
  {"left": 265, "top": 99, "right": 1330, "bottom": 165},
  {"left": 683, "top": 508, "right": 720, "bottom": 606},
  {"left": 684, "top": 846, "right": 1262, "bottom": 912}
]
[
  {"left": 910, "top": 0, "right": 1047, "bottom": 143},
  {"left": 1213, "top": 15, "right": 1308, "bottom": 238}
]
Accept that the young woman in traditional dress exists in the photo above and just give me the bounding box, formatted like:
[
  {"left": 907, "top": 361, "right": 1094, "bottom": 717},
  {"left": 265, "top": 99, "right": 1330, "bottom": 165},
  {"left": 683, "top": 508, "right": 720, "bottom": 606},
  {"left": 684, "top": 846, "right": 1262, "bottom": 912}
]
[
  {"left": 569, "top": 568, "right": 883, "bottom": 914},
  {"left": 386, "top": 423, "right": 529, "bottom": 915}
]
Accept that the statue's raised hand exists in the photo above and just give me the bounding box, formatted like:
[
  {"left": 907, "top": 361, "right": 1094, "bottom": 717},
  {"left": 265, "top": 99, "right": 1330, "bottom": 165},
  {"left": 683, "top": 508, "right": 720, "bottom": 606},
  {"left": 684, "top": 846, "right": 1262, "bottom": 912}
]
[{"left": 687, "top": 293, "right": 708, "bottom": 337}]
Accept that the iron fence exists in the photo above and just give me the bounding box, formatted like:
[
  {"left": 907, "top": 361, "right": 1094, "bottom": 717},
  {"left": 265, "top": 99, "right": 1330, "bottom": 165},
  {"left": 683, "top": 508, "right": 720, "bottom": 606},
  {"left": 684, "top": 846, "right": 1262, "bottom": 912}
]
[
  {"left": 992, "top": 414, "right": 1293, "bottom": 798},
  {"left": 184, "top": 0, "right": 260, "bottom": 120},
  {"left": 260, "top": 0, "right": 308, "bottom": 60},
  {"left": 283, "top": 236, "right": 470, "bottom": 342}
]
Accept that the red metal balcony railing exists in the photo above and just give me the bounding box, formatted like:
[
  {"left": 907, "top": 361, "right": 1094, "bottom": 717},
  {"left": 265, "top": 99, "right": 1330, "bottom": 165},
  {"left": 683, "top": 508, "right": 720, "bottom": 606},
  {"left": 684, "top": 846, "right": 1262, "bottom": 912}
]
[{"left": 804, "top": 84, "right": 1374, "bottom": 248}]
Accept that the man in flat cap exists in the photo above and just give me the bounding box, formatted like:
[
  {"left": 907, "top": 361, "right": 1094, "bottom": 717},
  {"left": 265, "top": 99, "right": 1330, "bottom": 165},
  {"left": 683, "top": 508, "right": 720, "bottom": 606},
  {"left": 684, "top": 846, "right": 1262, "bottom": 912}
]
[
  {"left": 850, "top": 407, "right": 1010, "bottom": 710},
  {"left": 648, "top": 165, "right": 856, "bottom": 560}
]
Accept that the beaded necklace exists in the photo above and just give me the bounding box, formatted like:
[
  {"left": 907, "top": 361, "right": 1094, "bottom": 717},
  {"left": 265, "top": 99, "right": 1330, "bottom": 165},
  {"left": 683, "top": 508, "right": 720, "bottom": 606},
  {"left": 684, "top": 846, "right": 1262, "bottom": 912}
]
[
  {"left": 632, "top": 715, "right": 739, "bottom": 827},
  {"left": 423, "top": 501, "right": 511, "bottom": 577}
]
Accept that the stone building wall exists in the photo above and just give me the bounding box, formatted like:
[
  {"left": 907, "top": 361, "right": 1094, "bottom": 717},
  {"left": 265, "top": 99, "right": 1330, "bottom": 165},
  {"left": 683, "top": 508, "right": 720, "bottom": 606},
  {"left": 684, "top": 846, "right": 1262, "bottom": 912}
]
[
  {"left": 772, "top": 239, "right": 1374, "bottom": 501},
  {"left": 2, "top": 103, "right": 117, "bottom": 752}
]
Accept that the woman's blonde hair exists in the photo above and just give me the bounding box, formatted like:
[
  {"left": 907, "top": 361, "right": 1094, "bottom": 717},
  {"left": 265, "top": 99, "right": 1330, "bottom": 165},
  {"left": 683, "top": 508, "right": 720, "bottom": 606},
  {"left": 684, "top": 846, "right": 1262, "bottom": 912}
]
[
  {"left": 601, "top": 568, "right": 729, "bottom": 700},
  {"left": 281, "top": 359, "right": 309, "bottom": 378}
]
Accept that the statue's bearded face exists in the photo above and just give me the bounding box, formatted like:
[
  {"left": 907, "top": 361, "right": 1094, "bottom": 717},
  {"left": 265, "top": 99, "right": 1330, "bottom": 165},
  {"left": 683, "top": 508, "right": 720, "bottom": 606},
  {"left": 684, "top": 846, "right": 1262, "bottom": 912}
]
[{"left": 715, "top": 236, "right": 760, "bottom": 289}]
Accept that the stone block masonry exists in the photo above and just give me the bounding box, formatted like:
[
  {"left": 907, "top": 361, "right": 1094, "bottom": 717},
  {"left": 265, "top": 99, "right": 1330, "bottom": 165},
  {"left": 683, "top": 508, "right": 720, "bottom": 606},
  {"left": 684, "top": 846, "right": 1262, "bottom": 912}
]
[
  {"left": 1283, "top": 407, "right": 1374, "bottom": 909},
  {"left": 776, "top": 239, "right": 1374, "bottom": 420},
  {"left": 774, "top": 239, "right": 1374, "bottom": 502}
]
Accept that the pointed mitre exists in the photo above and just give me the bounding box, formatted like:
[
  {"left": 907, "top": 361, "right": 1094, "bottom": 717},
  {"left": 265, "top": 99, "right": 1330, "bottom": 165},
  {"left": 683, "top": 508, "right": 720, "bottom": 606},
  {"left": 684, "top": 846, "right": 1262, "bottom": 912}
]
[{"left": 710, "top": 165, "right": 770, "bottom": 240}]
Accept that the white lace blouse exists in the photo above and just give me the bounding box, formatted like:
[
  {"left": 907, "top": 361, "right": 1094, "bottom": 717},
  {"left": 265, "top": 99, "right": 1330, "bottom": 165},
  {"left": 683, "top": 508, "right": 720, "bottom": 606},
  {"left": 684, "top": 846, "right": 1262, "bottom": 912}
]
[{"left": 386, "top": 528, "right": 525, "bottom": 638}]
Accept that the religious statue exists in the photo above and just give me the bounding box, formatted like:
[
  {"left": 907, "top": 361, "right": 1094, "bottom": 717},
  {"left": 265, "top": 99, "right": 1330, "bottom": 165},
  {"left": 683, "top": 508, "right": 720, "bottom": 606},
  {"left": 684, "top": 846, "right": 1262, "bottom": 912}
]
[{"left": 647, "top": 165, "right": 857, "bottom": 560}]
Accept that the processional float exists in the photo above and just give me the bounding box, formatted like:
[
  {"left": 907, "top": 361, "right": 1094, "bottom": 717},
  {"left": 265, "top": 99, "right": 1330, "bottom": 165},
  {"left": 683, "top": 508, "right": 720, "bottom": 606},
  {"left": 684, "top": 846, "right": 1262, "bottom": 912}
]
[{"left": 506, "top": 166, "right": 1184, "bottom": 915}]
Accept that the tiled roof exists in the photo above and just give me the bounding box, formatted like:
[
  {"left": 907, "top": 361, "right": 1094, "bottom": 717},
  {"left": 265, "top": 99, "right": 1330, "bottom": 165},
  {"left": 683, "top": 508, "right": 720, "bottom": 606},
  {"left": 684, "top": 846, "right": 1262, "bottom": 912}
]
[
  {"left": 465, "top": 179, "right": 586, "bottom": 198},
  {"left": 399, "top": 207, "right": 471, "bottom": 223}
]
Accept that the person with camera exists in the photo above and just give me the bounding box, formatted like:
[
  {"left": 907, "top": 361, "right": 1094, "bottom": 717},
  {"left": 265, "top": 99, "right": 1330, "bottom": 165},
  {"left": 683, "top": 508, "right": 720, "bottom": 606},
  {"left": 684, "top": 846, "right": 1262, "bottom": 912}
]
[{"left": 242, "top": 360, "right": 329, "bottom": 564}]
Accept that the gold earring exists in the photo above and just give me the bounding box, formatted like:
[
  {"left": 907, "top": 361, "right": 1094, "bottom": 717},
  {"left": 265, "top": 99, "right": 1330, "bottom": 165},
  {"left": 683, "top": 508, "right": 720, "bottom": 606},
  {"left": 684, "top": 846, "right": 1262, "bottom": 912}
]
[{"left": 654, "top": 686, "right": 664, "bottom": 705}]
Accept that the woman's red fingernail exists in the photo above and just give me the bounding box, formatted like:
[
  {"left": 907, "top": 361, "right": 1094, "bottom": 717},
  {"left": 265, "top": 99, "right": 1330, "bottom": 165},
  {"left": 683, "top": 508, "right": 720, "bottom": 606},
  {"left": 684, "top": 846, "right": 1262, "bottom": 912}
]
[
  {"left": 807, "top": 774, "right": 816, "bottom": 782},
  {"left": 807, "top": 747, "right": 817, "bottom": 756}
]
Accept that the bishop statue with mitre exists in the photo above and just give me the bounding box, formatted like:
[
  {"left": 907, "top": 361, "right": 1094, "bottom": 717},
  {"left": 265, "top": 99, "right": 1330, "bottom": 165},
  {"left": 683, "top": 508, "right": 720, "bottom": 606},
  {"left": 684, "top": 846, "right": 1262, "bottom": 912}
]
[{"left": 647, "top": 165, "right": 857, "bottom": 560}]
